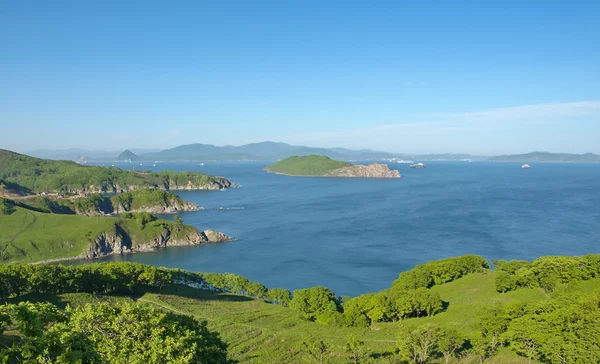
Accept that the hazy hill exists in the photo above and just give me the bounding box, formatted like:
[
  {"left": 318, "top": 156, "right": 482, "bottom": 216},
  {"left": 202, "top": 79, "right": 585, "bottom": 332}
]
[
  {"left": 29, "top": 148, "right": 159, "bottom": 161},
  {"left": 121, "top": 141, "right": 399, "bottom": 161},
  {"left": 488, "top": 151, "right": 600, "bottom": 163}
]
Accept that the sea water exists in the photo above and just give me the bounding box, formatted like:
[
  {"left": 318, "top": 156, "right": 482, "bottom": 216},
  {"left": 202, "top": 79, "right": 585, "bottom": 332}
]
[{"left": 95, "top": 161, "right": 600, "bottom": 297}]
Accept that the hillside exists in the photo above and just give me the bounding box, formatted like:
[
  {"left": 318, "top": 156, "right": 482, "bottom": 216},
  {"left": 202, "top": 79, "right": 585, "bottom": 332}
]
[
  {"left": 0, "top": 149, "right": 235, "bottom": 194},
  {"left": 0, "top": 201, "right": 230, "bottom": 263},
  {"left": 488, "top": 151, "right": 600, "bottom": 163},
  {"left": 2, "top": 254, "right": 599, "bottom": 363},
  {"left": 19, "top": 189, "right": 201, "bottom": 215},
  {"left": 117, "top": 149, "right": 139, "bottom": 161},
  {"left": 266, "top": 155, "right": 401, "bottom": 178}
]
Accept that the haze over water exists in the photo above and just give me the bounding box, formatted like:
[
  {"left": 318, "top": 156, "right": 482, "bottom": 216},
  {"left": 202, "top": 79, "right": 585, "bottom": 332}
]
[{"left": 97, "top": 161, "right": 600, "bottom": 297}]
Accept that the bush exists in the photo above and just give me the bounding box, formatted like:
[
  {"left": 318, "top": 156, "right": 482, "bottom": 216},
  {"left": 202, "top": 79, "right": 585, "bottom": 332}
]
[
  {"left": 0, "top": 198, "right": 15, "bottom": 215},
  {"left": 393, "top": 255, "right": 489, "bottom": 290},
  {"left": 290, "top": 286, "right": 342, "bottom": 324}
]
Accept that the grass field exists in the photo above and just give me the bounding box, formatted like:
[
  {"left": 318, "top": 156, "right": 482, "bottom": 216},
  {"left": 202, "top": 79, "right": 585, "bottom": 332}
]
[
  {"left": 0, "top": 206, "right": 198, "bottom": 263},
  {"left": 265, "top": 155, "right": 352, "bottom": 176}
]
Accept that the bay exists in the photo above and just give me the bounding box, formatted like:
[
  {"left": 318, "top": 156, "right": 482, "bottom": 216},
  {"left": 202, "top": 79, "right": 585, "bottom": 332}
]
[{"left": 92, "top": 161, "right": 600, "bottom": 297}]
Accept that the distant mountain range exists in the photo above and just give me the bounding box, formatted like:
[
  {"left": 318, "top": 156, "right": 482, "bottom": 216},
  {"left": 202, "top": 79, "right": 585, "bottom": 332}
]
[
  {"left": 116, "top": 142, "right": 403, "bottom": 161},
  {"left": 488, "top": 152, "right": 600, "bottom": 163},
  {"left": 29, "top": 148, "right": 160, "bottom": 161},
  {"left": 29, "top": 144, "right": 600, "bottom": 163}
]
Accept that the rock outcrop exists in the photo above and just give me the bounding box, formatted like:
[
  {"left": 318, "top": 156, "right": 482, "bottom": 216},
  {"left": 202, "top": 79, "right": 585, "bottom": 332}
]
[
  {"left": 325, "top": 163, "right": 401, "bottom": 178},
  {"left": 79, "top": 225, "right": 232, "bottom": 260},
  {"left": 111, "top": 198, "right": 202, "bottom": 214},
  {"left": 77, "top": 177, "right": 237, "bottom": 195}
]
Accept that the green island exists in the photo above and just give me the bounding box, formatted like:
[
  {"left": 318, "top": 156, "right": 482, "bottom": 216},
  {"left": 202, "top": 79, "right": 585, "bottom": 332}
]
[
  {"left": 1, "top": 254, "right": 599, "bottom": 363},
  {"left": 0, "top": 149, "right": 235, "bottom": 194},
  {"left": 265, "top": 155, "right": 401, "bottom": 178}
]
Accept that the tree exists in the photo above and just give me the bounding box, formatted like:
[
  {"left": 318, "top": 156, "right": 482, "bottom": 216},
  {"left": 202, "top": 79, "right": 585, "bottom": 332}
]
[
  {"left": 345, "top": 334, "right": 369, "bottom": 364},
  {"left": 174, "top": 214, "right": 183, "bottom": 226},
  {"left": 438, "top": 328, "right": 467, "bottom": 364},
  {"left": 266, "top": 288, "right": 292, "bottom": 306},
  {"left": 398, "top": 324, "right": 442, "bottom": 364},
  {"left": 302, "top": 336, "right": 331, "bottom": 364},
  {"left": 0, "top": 198, "right": 15, "bottom": 215},
  {"left": 290, "top": 286, "right": 341, "bottom": 324},
  {"left": 479, "top": 305, "right": 509, "bottom": 356},
  {"left": 501, "top": 317, "right": 545, "bottom": 364}
]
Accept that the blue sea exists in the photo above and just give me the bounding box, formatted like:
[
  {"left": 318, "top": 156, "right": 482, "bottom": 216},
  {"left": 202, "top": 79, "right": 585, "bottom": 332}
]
[{"left": 93, "top": 161, "right": 600, "bottom": 297}]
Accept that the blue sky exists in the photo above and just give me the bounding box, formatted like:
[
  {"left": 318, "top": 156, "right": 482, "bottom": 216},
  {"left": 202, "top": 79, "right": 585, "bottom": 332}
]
[{"left": 1, "top": 1, "right": 599, "bottom": 155}]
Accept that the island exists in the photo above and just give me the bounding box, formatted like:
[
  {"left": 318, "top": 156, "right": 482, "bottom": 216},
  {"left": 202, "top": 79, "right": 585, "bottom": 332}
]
[{"left": 264, "top": 155, "right": 401, "bottom": 178}]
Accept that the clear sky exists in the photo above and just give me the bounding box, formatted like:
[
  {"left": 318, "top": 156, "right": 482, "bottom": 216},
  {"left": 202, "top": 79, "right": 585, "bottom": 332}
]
[{"left": 1, "top": 1, "right": 599, "bottom": 155}]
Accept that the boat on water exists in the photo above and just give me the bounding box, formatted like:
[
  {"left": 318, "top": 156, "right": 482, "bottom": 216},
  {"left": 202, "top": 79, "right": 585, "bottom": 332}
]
[
  {"left": 410, "top": 162, "right": 425, "bottom": 168},
  {"left": 522, "top": 164, "right": 531, "bottom": 169},
  {"left": 199, "top": 163, "right": 204, "bottom": 166},
  {"left": 396, "top": 160, "right": 414, "bottom": 164}
]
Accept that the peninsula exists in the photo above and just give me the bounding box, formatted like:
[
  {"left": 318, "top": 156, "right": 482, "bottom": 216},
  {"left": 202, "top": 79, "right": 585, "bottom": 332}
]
[
  {"left": 265, "top": 155, "right": 401, "bottom": 178},
  {"left": 0, "top": 149, "right": 236, "bottom": 195}
]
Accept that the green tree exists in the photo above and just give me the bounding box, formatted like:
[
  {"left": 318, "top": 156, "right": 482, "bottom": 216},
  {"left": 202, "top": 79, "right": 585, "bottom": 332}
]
[
  {"left": 290, "top": 286, "right": 341, "bottom": 324},
  {"left": 302, "top": 336, "right": 331, "bottom": 364},
  {"left": 479, "top": 305, "right": 509, "bottom": 356},
  {"left": 0, "top": 198, "right": 15, "bottom": 215},
  {"left": 174, "top": 214, "right": 183, "bottom": 226},
  {"left": 501, "top": 317, "right": 545, "bottom": 364},
  {"left": 345, "top": 334, "right": 369, "bottom": 364},
  {"left": 438, "top": 328, "right": 466, "bottom": 364},
  {"left": 397, "top": 324, "right": 442, "bottom": 364}
]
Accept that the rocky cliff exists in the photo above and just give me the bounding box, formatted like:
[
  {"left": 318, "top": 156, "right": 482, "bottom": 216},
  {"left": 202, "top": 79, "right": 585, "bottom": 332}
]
[
  {"left": 78, "top": 177, "right": 236, "bottom": 195},
  {"left": 111, "top": 197, "right": 202, "bottom": 214},
  {"left": 325, "top": 163, "right": 401, "bottom": 178},
  {"left": 79, "top": 225, "right": 232, "bottom": 259}
]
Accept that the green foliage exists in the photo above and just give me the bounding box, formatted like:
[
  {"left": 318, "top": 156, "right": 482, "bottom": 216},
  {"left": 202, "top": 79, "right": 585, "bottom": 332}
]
[
  {"left": 0, "top": 149, "right": 229, "bottom": 193},
  {"left": 302, "top": 336, "right": 331, "bottom": 364},
  {"left": 174, "top": 214, "right": 183, "bottom": 225},
  {"left": 501, "top": 292, "right": 600, "bottom": 363},
  {"left": 73, "top": 193, "right": 112, "bottom": 214},
  {"left": 394, "top": 288, "right": 444, "bottom": 320},
  {"left": 0, "top": 197, "right": 15, "bottom": 215},
  {"left": 290, "top": 286, "right": 342, "bottom": 324},
  {"left": 392, "top": 255, "right": 489, "bottom": 290},
  {"left": 397, "top": 323, "right": 443, "bottom": 364},
  {"left": 437, "top": 328, "right": 467, "bottom": 364},
  {"left": 494, "top": 254, "right": 600, "bottom": 292},
  {"left": 0, "top": 301, "right": 230, "bottom": 363},
  {"left": 266, "top": 155, "right": 352, "bottom": 176},
  {"left": 345, "top": 334, "right": 370, "bottom": 364},
  {"left": 111, "top": 188, "right": 188, "bottom": 212}
]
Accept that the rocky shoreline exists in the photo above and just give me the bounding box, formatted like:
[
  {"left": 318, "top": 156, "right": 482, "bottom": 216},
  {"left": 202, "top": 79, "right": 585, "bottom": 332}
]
[
  {"left": 34, "top": 227, "right": 233, "bottom": 264},
  {"left": 266, "top": 162, "right": 401, "bottom": 179}
]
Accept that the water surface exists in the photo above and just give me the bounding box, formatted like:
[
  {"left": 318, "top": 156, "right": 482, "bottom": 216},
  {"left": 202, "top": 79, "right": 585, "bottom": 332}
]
[{"left": 92, "top": 161, "right": 600, "bottom": 296}]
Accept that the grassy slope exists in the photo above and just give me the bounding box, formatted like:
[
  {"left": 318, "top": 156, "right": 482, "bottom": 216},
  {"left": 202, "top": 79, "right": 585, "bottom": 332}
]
[
  {"left": 0, "top": 149, "right": 226, "bottom": 193},
  {"left": 140, "top": 272, "right": 583, "bottom": 363},
  {"left": 266, "top": 155, "right": 352, "bottom": 176},
  {"left": 6, "top": 274, "right": 599, "bottom": 363},
  {"left": 0, "top": 206, "right": 196, "bottom": 263}
]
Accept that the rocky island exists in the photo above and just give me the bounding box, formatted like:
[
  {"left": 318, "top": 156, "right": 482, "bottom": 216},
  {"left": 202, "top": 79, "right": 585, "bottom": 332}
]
[{"left": 265, "top": 155, "right": 401, "bottom": 178}]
